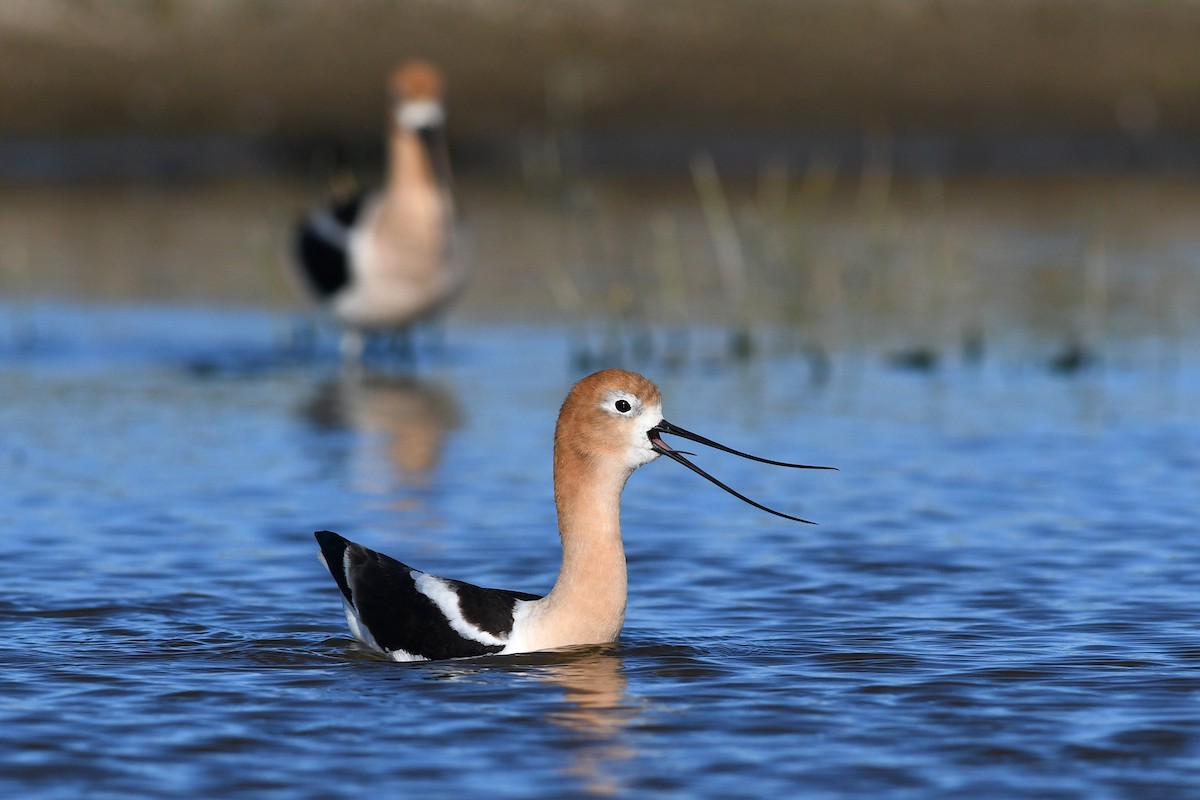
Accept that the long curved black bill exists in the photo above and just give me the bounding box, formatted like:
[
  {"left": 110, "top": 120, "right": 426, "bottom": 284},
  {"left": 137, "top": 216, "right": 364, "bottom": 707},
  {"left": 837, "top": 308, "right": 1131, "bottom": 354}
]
[{"left": 649, "top": 419, "right": 835, "bottom": 524}]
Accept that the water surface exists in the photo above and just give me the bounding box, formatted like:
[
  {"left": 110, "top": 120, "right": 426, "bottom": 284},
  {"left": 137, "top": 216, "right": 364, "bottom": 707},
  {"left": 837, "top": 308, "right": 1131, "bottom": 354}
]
[{"left": 1, "top": 302, "right": 1197, "bottom": 798}]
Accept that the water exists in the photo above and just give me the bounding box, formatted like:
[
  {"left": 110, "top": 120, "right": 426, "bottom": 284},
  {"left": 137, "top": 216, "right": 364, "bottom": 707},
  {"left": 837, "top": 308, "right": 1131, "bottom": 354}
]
[{"left": 2, "top": 301, "right": 1198, "bottom": 799}]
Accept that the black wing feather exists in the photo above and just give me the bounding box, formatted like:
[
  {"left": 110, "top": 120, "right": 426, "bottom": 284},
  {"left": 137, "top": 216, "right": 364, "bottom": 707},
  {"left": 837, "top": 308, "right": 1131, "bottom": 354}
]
[
  {"left": 293, "top": 192, "right": 368, "bottom": 298},
  {"left": 313, "top": 530, "right": 542, "bottom": 661}
]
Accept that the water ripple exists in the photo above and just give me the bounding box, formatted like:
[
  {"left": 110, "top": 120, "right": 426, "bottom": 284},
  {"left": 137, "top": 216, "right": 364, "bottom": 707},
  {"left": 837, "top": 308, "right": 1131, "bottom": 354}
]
[{"left": 3, "top": 307, "right": 1199, "bottom": 798}]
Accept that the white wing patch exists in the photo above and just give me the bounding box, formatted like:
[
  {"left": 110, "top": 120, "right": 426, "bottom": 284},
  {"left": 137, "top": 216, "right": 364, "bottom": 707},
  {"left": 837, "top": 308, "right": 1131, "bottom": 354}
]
[
  {"left": 308, "top": 208, "right": 351, "bottom": 250},
  {"left": 414, "top": 573, "right": 510, "bottom": 647}
]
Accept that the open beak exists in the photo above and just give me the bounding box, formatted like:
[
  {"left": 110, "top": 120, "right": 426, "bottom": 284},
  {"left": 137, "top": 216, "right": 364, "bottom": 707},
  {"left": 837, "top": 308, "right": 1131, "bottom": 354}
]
[{"left": 648, "top": 419, "right": 835, "bottom": 524}]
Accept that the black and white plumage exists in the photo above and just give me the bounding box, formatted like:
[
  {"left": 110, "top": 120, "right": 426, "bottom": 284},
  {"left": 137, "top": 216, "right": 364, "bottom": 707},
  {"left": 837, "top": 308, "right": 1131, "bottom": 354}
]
[
  {"left": 313, "top": 369, "right": 834, "bottom": 663},
  {"left": 293, "top": 59, "right": 463, "bottom": 360},
  {"left": 295, "top": 192, "right": 366, "bottom": 299},
  {"left": 315, "top": 530, "right": 540, "bottom": 661}
]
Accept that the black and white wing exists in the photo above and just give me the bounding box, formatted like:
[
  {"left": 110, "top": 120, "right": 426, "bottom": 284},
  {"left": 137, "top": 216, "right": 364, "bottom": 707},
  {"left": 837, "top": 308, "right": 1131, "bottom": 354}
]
[
  {"left": 294, "top": 192, "right": 369, "bottom": 299},
  {"left": 314, "top": 530, "right": 541, "bottom": 662}
]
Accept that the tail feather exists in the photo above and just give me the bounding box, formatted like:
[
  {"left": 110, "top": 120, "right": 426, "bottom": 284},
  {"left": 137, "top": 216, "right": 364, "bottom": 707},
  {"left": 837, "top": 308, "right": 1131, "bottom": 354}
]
[{"left": 314, "top": 530, "right": 354, "bottom": 602}]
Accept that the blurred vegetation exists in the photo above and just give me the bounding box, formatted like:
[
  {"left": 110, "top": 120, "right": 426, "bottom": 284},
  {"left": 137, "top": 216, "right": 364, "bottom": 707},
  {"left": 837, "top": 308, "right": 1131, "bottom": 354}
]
[{"left": 1, "top": 0, "right": 1198, "bottom": 374}]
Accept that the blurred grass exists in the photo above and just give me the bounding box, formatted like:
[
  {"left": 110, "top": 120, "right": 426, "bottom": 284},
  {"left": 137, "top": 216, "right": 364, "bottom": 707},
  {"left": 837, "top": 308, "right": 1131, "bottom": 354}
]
[{"left": 2, "top": 170, "right": 1196, "bottom": 373}]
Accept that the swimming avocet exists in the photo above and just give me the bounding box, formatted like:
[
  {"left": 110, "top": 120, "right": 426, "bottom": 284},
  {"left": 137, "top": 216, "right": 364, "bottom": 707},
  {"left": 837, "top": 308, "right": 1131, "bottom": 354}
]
[
  {"left": 315, "top": 369, "right": 832, "bottom": 661},
  {"left": 294, "top": 59, "right": 462, "bottom": 360}
]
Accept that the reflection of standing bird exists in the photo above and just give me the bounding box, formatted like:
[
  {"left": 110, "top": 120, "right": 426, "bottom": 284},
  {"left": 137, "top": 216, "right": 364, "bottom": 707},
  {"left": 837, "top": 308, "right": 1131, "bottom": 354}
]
[
  {"left": 301, "top": 372, "right": 461, "bottom": 486},
  {"left": 294, "top": 60, "right": 462, "bottom": 360}
]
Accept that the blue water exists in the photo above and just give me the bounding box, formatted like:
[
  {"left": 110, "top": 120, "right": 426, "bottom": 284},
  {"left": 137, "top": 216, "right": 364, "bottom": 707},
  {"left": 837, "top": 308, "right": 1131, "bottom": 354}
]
[{"left": 2, "top": 303, "right": 1198, "bottom": 799}]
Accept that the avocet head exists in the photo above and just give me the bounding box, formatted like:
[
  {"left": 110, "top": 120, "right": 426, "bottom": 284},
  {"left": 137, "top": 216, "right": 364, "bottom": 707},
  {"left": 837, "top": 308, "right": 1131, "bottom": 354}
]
[
  {"left": 390, "top": 59, "right": 446, "bottom": 132},
  {"left": 557, "top": 369, "right": 835, "bottom": 522},
  {"left": 556, "top": 369, "right": 664, "bottom": 473}
]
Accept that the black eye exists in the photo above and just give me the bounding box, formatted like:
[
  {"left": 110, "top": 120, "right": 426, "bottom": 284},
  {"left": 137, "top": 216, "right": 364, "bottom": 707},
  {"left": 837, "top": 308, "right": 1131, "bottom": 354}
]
[{"left": 615, "top": 399, "right": 632, "bottom": 413}]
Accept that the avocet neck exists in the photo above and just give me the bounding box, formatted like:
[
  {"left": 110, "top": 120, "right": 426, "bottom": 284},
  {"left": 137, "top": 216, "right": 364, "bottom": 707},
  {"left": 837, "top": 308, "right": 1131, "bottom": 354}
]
[
  {"left": 380, "top": 122, "right": 449, "bottom": 246},
  {"left": 517, "top": 383, "right": 665, "bottom": 652},
  {"left": 532, "top": 443, "right": 631, "bottom": 648}
]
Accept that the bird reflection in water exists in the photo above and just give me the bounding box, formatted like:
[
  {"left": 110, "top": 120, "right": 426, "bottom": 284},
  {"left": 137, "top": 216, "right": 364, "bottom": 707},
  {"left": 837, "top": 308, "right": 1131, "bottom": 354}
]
[
  {"left": 541, "top": 647, "right": 637, "bottom": 797},
  {"left": 425, "top": 645, "right": 636, "bottom": 797},
  {"left": 301, "top": 371, "right": 462, "bottom": 491}
]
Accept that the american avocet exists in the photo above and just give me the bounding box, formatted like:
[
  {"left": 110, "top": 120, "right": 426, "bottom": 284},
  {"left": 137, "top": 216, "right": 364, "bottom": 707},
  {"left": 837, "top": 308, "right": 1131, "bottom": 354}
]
[
  {"left": 294, "top": 59, "right": 462, "bottom": 360},
  {"left": 315, "top": 368, "right": 833, "bottom": 662}
]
